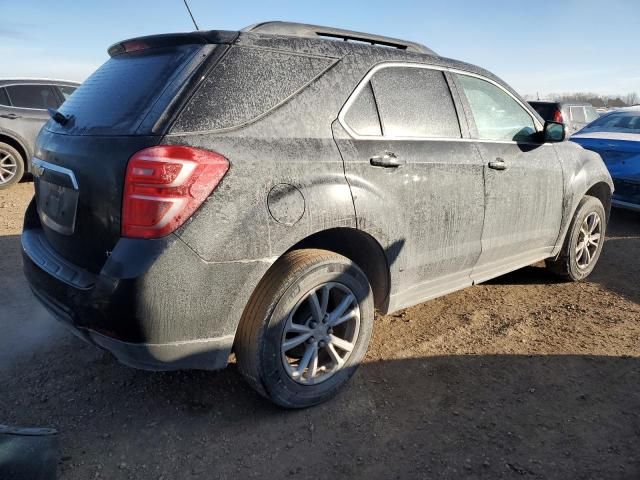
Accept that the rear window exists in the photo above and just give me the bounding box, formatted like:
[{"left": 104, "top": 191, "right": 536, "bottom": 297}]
[
  {"left": 528, "top": 102, "right": 558, "bottom": 121},
  {"left": 6, "top": 84, "right": 59, "bottom": 109},
  {"left": 570, "top": 106, "right": 586, "bottom": 123},
  {"left": 581, "top": 112, "right": 640, "bottom": 134},
  {"left": 54, "top": 45, "right": 201, "bottom": 135},
  {"left": 584, "top": 106, "right": 599, "bottom": 123},
  {"left": 172, "top": 46, "right": 335, "bottom": 132}
]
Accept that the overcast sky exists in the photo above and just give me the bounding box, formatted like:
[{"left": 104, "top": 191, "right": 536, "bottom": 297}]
[{"left": 1, "top": 0, "right": 638, "bottom": 97}]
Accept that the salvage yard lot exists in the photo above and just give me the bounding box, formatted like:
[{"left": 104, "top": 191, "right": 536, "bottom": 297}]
[{"left": 1, "top": 182, "right": 639, "bottom": 479}]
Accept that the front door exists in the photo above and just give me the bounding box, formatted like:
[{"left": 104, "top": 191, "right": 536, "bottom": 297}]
[
  {"left": 333, "top": 64, "right": 485, "bottom": 310},
  {"left": 452, "top": 73, "right": 564, "bottom": 283}
]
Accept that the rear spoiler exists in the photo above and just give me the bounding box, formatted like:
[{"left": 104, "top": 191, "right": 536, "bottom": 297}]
[{"left": 108, "top": 30, "right": 239, "bottom": 57}]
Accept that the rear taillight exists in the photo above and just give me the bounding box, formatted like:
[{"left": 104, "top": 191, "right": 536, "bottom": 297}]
[
  {"left": 553, "top": 109, "right": 564, "bottom": 123},
  {"left": 122, "top": 145, "right": 229, "bottom": 239}
]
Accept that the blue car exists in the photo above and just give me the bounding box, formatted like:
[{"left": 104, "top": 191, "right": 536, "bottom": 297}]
[{"left": 572, "top": 106, "right": 640, "bottom": 212}]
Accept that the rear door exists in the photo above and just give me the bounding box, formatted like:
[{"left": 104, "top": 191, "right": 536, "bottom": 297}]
[
  {"left": 452, "top": 72, "right": 564, "bottom": 282},
  {"left": 333, "top": 64, "right": 485, "bottom": 308},
  {"left": 2, "top": 84, "right": 59, "bottom": 150}
]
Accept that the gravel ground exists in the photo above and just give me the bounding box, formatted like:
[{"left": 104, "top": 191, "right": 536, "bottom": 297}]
[{"left": 1, "top": 182, "right": 639, "bottom": 479}]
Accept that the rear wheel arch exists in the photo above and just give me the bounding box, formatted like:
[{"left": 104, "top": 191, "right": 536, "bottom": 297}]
[
  {"left": 285, "top": 227, "right": 391, "bottom": 314},
  {"left": 0, "top": 133, "right": 29, "bottom": 170}
]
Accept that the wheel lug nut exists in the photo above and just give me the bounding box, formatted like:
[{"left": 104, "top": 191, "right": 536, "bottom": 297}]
[
  {"left": 309, "top": 322, "right": 317, "bottom": 328},
  {"left": 318, "top": 340, "right": 326, "bottom": 348},
  {"left": 307, "top": 337, "right": 315, "bottom": 344},
  {"left": 328, "top": 328, "right": 333, "bottom": 335}
]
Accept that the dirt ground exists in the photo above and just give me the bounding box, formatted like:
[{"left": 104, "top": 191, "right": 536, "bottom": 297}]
[{"left": 1, "top": 181, "right": 639, "bottom": 479}]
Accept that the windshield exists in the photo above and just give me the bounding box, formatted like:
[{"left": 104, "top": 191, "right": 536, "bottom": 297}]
[{"left": 581, "top": 111, "right": 640, "bottom": 134}]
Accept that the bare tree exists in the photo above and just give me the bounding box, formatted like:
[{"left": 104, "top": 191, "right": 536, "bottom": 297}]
[{"left": 623, "top": 92, "right": 639, "bottom": 106}]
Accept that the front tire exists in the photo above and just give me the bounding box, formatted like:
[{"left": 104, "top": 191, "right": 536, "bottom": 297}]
[
  {"left": 545, "top": 195, "right": 606, "bottom": 281},
  {"left": 235, "top": 249, "right": 374, "bottom": 408},
  {"left": 0, "top": 142, "right": 25, "bottom": 189}
]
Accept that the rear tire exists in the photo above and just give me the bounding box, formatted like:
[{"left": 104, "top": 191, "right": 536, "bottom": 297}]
[
  {"left": 0, "top": 142, "right": 24, "bottom": 189},
  {"left": 235, "top": 249, "right": 374, "bottom": 408},
  {"left": 545, "top": 195, "right": 606, "bottom": 281}
]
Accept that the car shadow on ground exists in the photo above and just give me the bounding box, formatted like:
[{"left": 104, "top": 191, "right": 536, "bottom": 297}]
[
  {"left": 487, "top": 208, "right": 639, "bottom": 304},
  {"left": 3, "top": 348, "right": 639, "bottom": 479}
]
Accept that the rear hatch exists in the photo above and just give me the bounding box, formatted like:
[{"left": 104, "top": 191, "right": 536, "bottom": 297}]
[{"left": 33, "top": 31, "right": 237, "bottom": 273}]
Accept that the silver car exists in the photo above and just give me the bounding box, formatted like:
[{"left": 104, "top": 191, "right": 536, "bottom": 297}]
[{"left": 0, "top": 79, "right": 80, "bottom": 188}]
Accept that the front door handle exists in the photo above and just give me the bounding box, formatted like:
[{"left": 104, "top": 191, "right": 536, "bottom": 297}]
[
  {"left": 0, "top": 113, "right": 20, "bottom": 120},
  {"left": 370, "top": 152, "right": 405, "bottom": 168},
  {"left": 488, "top": 158, "right": 509, "bottom": 170}
]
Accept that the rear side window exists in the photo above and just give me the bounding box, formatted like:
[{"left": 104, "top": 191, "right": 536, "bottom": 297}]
[
  {"left": 343, "top": 82, "right": 382, "bottom": 136},
  {"left": 0, "top": 88, "right": 9, "bottom": 106},
  {"left": 56, "top": 45, "right": 201, "bottom": 135},
  {"left": 570, "top": 106, "right": 586, "bottom": 123},
  {"left": 5, "top": 84, "right": 59, "bottom": 109},
  {"left": 57, "top": 85, "right": 77, "bottom": 101},
  {"left": 369, "top": 67, "right": 461, "bottom": 138},
  {"left": 173, "top": 47, "right": 335, "bottom": 132}
]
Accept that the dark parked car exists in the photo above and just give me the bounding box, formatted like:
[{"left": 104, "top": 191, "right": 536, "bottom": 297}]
[
  {"left": 528, "top": 101, "right": 599, "bottom": 135},
  {"left": 0, "top": 79, "right": 79, "bottom": 188},
  {"left": 572, "top": 106, "right": 640, "bottom": 211},
  {"left": 22, "top": 22, "right": 613, "bottom": 407}
]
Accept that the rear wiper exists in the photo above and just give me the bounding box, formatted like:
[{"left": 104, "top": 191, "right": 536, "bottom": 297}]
[{"left": 47, "top": 108, "right": 70, "bottom": 126}]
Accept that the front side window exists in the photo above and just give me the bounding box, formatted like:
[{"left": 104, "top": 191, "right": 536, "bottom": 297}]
[
  {"left": 456, "top": 74, "right": 536, "bottom": 142},
  {"left": 369, "top": 67, "right": 461, "bottom": 138},
  {"left": 5, "top": 84, "right": 60, "bottom": 109},
  {"left": 570, "top": 106, "right": 586, "bottom": 123}
]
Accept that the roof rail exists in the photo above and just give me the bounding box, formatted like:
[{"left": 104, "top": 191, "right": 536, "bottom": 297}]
[{"left": 244, "top": 21, "right": 436, "bottom": 55}]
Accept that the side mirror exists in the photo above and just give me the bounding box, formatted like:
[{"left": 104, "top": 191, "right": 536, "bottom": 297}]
[{"left": 543, "top": 121, "right": 566, "bottom": 142}]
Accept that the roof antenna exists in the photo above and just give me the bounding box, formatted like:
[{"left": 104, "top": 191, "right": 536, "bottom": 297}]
[{"left": 183, "top": 0, "right": 200, "bottom": 30}]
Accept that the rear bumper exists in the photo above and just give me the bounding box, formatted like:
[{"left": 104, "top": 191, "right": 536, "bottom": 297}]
[
  {"left": 21, "top": 216, "right": 269, "bottom": 371},
  {"left": 32, "top": 284, "right": 233, "bottom": 371}
]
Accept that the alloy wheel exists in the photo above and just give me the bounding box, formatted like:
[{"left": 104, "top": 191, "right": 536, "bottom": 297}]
[
  {"left": 575, "top": 212, "right": 601, "bottom": 269},
  {"left": 0, "top": 150, "right": 18, "bottom": 185},
  {"left": 281, "top": 282, "right": 360, "bottom": 385}
]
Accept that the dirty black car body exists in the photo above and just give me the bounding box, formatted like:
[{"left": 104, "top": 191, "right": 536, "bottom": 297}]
[{"left": 22, "top": 22, "right": 613, "bottom": 407}]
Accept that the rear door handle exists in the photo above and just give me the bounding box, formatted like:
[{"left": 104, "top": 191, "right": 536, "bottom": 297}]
[
  {"left": 370, "top": 152, "right": 405, "bottom": 168},
  {"left": 488, "top": 158, "right": 509, "bottom": 170},
  {"left": 0, "top": 113, "right": 20, "bottom": 119}
]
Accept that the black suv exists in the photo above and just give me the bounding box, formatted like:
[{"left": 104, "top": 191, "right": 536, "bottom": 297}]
[{"left": 23, "top": 22, "right": 612, "bottom": 407}]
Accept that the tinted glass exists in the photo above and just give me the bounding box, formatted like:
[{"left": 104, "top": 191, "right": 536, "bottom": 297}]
[
  {"left": 370, "top": 67, "right": 461, "bottom": 138},
  {"left": 6, "top": 84, "right": 59, "bottom": 109},
  {"left": 57, "top": 45, "right": 200, "bottom": 135},
  {"left": 570, "top": 106, "right": 586, "bottom": 123},
  {"left": 174, "top": 47, "right": 334, "bottom": 132},
  {"left": 581, "top": 112, "right": 640, "bottom": 134},
  {"left": 457, "top": 74, "right": 536, "bottom": 141},
  {"left": 528, "top": 102, "right": 558, "bottom": 121},
  {"left": 344, "top": 82, "right": 382, "bottom": 136},
  {"left": 57, "top": 85, "right": 77, "bottom": 100},
  {"left": 0, "top": 88, "right": 9, "bottom": 106}
]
